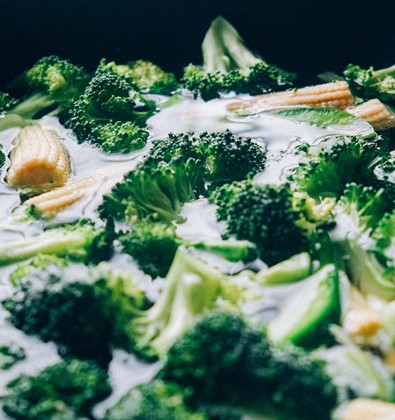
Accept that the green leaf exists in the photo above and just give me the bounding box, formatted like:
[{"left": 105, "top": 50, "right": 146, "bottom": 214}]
[{"left": 267, "top": 107, "right": 375, "bottom": 138}]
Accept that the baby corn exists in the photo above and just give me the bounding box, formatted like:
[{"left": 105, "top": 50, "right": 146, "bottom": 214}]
[
  {"left": 340, "top": 398, "right": 395, "bottom": 420},
  {"left": 7, "top": 125, "right": 71, "bottom": 192},
  {"left": 347, "top": 99, "right": 395, "bottom": 130},
  {"left": 25, "top": 176, "right": 99, "bottom": 217},
  {"left": 227, "top": 81, "right": 355, "bottom": 113}
]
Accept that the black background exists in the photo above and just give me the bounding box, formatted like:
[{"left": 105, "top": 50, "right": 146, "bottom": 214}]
[{"left": 0, "top": 0, "right": 394, "bottom": 87}]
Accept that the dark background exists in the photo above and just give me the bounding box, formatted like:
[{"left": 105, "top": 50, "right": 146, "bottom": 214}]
[{"left": 0, "top": 0, "right": 394, "bottom": 87}]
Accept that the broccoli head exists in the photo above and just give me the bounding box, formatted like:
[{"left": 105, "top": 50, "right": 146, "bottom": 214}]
[
  {"left": 2, "top": 358, "right": 111, "bottom": 420},
  {"left": 119, "top": 220, "right": 181, "bottom": 278},
  {"left": 2, "top": 258, "right": 147, "bottom": 363},
  {"left": 161, "top": 311, "right": 338, "bottom": 420},
  {"left": 211, "top": 181, "right": 310, "bottom": 266},
  {"left": 100, "top": 157, "right": 201, "bottom": 224},
  {"left": 150, "top": 130, "right": 267, "bottom": 183},
  {"left": 23, "top": 55, "right": 90, "bottom": 105},
  {"left": 0, "top": 56, "right": 89, "bottom": 131},
  {"left": 183, "top": 17, "right": 296, "bottom": 100},
  {"left": 99, "top": 59, "right": 179, "bottom": 95},
  {"left": 288, "top": 135, "right": 389, "bottom": 198},
  {"left": 104, "top": 380, "right": 207, "bottom": 420},
  {"left": 344, "top": 63, "right": 395, "bottom": 102},
  {"left": 63, "top": 69, "right": 156, "bottom": 153}
]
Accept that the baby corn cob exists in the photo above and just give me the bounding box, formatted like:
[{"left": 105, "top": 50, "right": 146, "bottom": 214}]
[
  {"left": 343, "top": 286, "right": 382, "bottom": 340},
  {"left": 347, "top": 99, "right": 395, "bottom": 130},
  {"left": 227, "top": 81, "right": 355, "bottom": 113},
  {"left": 25, "top": 176, "right": 99, "bottom": 217},
  {"left": 340, "top": 398, "right": 395, "bottom": 420},
  {"left": 7, "top": 125, "right": 70, "bottom": 192}
]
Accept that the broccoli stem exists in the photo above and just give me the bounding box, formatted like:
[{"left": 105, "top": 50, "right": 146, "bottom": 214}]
[
  {"left": 376, "top": 64, "right": 395, "bottom": 79},
  {"left": 256, "top": 252, "right": 312, "bottom": 285},
  {"left": 0, "top": 222, "right": 112, "bottom": 266}
]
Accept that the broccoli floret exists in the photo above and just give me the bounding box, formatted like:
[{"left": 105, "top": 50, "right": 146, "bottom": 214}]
[
  {"left": 129, "top": 250, "right": 225, "bottom": 359},
  {"left": 99, "top": 59, "right": 179, "bottom": 95},
  {"left": 2, "top": 258, "right": 147, "bottom": 362},
  {"left": 23, "top": 55, "right": 90, "bottom": 105},
  {"left": 2, "top": 358, "right": 111, "bottom": 420},
  {"left": 200, "top": 130, "right": 266, "bottom": 182},
  {"left": 0, "top": 219, "right": 114, "bottom": 266},
  {"left": 128, "top": 249, "right": 262, "bottom": 360},
  {"left": 160, "top": 311, "right": 338, "bottom": 420},
  {"left": 118, "top": 219, "right": 257, "bottom": 278},
  {"left": 63, "top": 69, "right": 156, "bottom": 153},
  {"left": 100, "top": 130, "right": 266, "bottom": 224},
  {"left": 183, "top": 17, "right": 296, "bottom": 100},
  {"left": 333, "top": 183, "right": 395, "bottom": 300},
  {"left": 211, "top": 181, "right": 310, "bottom": 266},
  {"left": 104, "top": 380, "right": 207, "bottom": 420},
  {"left": 119, "top": 220, "right": 181, "bottom": 278},
  {"left": 288, "top": 135, "right": 388, "bottom": 198},
  {"left": 100, "top": 157, "right": 201, "bottom": 224},
  {"left": 9, "top": 254, "right": 67, "bottom": 285},
  {"left": 344, "top": 63, "right": 395, "bottom": 102},
  {"left": 0, "top": 56, "right": 89, "bottom": 131},
  {"left": 92, "top": 121, "right": 148, "bottom": 153},
  {"left": 150, "top": 130, "right": 267, "bottom": 183}
]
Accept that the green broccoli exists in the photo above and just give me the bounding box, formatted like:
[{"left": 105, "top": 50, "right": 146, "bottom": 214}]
[
  {"left": 0, "top": 219, "right": 114, "bottom": 266},
  {"left": 119, "top": 221, "right": 181, "bottom": 278},
  {"left": 2, "top": 358, "right": 111, "bottom": 420},
  {"left": 100, "top": 130, "right": 266, "bottom": 224},
  {"left": 160, "top": 311, "right": 338, "bottom": 420},
  {"left": 63, "top": 68, "right": 156, "bottom": 153},
  {"left": 118, "top": 219, "right": 257, "bottom": 278},
  {"left": 2, "top": 258, "right": 147, "bottom": 363},
  {"left": 183, "top": 16, "right": 296, "bottom": 100},
  {"left": 99, "top": 59, "right": 179, "bottom": 95},
  {"left": 100, "top": 157, "right": 201, "bottom": 224},
  {"left": 128, "top": 249, "right": 263, "bottom": 360},
  {"left": 288, "top": 135, "right": 389, "bottom": 199},
  {"left": 333, "top": 183, "right": 395, "bottom": 300},
  {"left": 344, "top": 63, "right": 395, "bottom": 102},
  {"left": 104, "top": 380, "right": 207, "bottom": 420},
  {"left": 211, "top": 181, "right": 311, "bottom": 266},
  {"left": 0, "top": 56, "right": 89, "bottom": 131}
]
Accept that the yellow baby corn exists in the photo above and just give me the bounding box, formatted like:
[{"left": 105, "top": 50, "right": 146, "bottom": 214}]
[
  {"left": 348, "top": 99, "right": 395, "bottom": 130},
  {"left": 340, "top": 398, "right": 395, "bottom": 420},
  {"left": 7, "top": 125, "right": 70, "bottom": 192},
  {"left": 25, "top": 176, "right": 99, "bottom": 217},
  {"left": 227, "top": 81, "right": 355, "bottom": 113}
]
